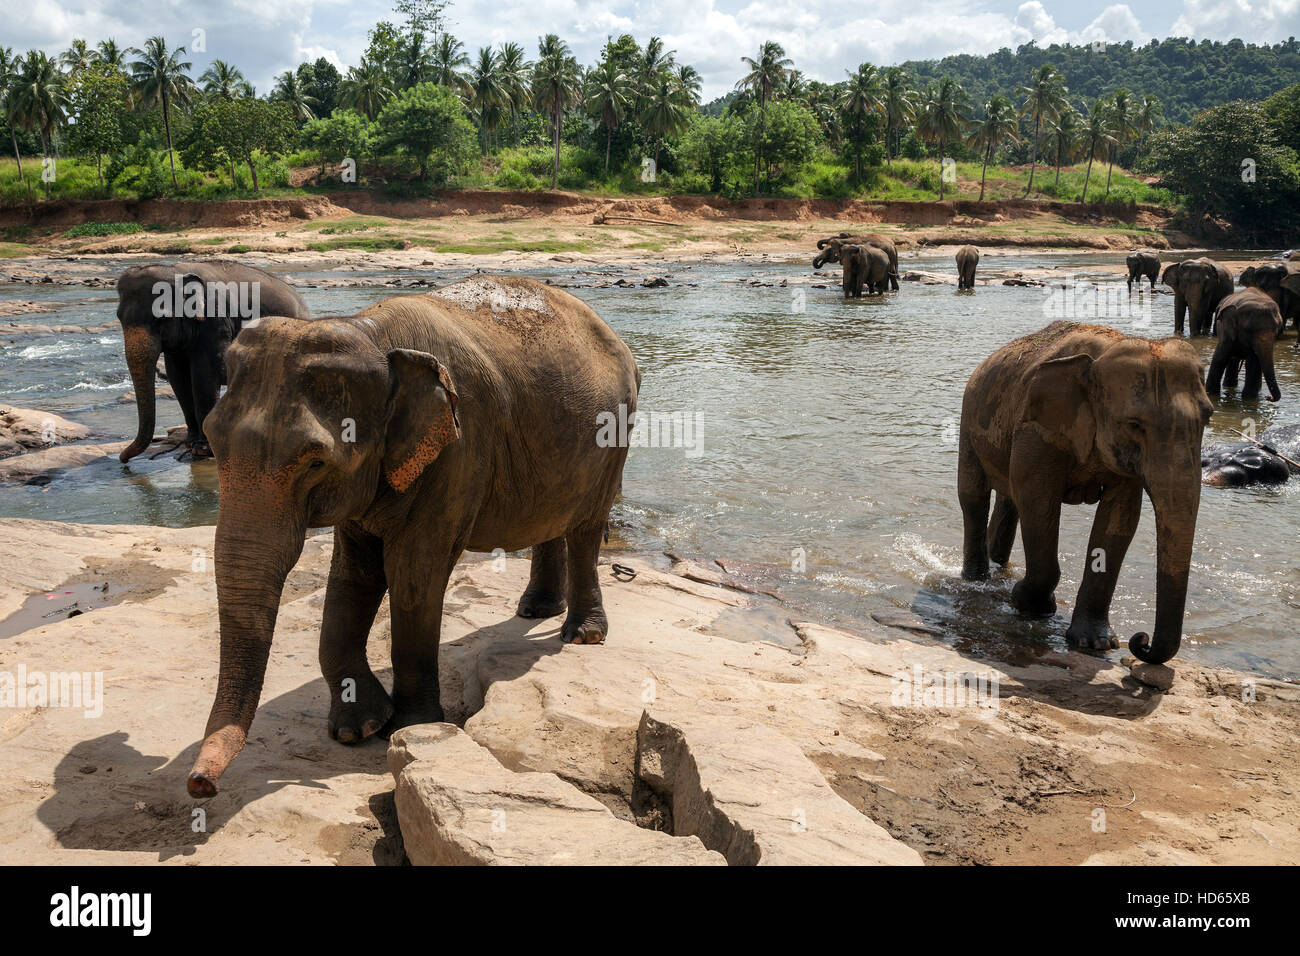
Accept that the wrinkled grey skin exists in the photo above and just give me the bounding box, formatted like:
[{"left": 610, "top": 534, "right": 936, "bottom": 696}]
[
  {"left": 1239, "top": 263, "right": 1300, "bottom": 340},
  {"left": 1162, "top": 258, "right": 1234, "bottom": 337},
  {"left": 1206, "top": 289, "right": 1284, "bottom": 402},
  {"left": 117, "top": 260, "right": 309, "bottom": 460},
  {"left": 814, "top": 233, "right": 900, "bottom": 291},
  {"left": 956, "top": 245, "right": 980, "bottom": 290},
  {"left": 1125, "top": 251, "right": 1160, "bottom": 292}
]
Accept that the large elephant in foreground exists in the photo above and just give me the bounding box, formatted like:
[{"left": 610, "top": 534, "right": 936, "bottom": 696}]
[
  {"left": 1239, "top": 263, "right": 1300, "bottom": 338},
  {"left": 117, "top": 260, "right": 310, "bottom": 460},
  {"left": 186, "top": 277, "right": 640, "bottom": 797},
  {"left": 959, "top": 320, "right": 1212, "bottom": 665},
  {"left": 1162, "top": 257, "right": 1233, "bottom": 337},
  {"left": 956, "top": 245, "right": 980, "bottom": 289},
  {"left": 814, "top": 233, "right": 900, "bottom": 291},
  {"left": 1205, "top": 289, "right": 1285, "bottom": 402},
  {"left": 1125, "top": 251, "right": 1160, "bottom": 291},
  {"left": 842, "top": 243, "right": 890, "bottom": 296}
]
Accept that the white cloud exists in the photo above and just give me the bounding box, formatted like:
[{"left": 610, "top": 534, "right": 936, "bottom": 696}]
[{"left": 1171, "top": 0, "right": 1300, "bottom": 42}]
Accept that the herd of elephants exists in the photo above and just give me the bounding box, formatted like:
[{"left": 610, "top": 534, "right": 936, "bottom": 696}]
[{"left": 100, "top": 235, "right": 1298, "bottom": 797}]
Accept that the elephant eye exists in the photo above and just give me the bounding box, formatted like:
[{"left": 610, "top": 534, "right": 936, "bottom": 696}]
[{"left": 1124, "top": 418, "right": 1145, "bottom": 432}]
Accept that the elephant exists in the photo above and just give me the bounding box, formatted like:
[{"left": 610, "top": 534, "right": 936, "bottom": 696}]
[
  {"left": 956, "top": 245, "right": 980, "bottom": 290},
  {"left": 1125, "top": 250, "right": 1160, "bottom": 292},
  {"left": 958, "top": 320, "right": 1212, "bottom": 665},
  {"left": 1205, "top": 289, "right": 1284, "bottom": 402},
  {"left": 814, "top": 233, "right": 900, "bottom": 291},
  {"left": 842, "top": 243, "right": 890, "bottom": 297},
  {"left": 117, "top": 260, "right": 310, "bottom": 461},
  {"left": 1162, "top": 257, "right": 1233, "bottom": 337},
  {"left": 1202, "top": 424, "right": 1300, "bottom": 487},
  {"left": 1239, "top": 263, "right": 1300, "bottom": 339},
  {"left": 185, "top": 276, "right": 639, "bottom": 797}
]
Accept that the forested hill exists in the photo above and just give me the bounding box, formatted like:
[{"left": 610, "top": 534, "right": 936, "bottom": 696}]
[{"left": 899, "top": 38, "right": 1300, "bottom": 123}]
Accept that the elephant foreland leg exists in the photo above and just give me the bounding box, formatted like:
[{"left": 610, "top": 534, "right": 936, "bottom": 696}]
[
  {"left": 321, "top": 525, "right": 392, "bottom": 744},
  {"left": 1008, "top": 433, "right": 1065, "bottom": 616},
  {"left": 1066, "top": 481, "right": 1141, "bottom": 651},
  {"left": 958, "top": 448, "right": 992, "bottom": 581},
  {"left": 163, "top": 351, "right": 199, "bottom": 441},
  {"left": 987, "top": 492, "right": 1018, "bottom": 567},
  {"left": 561, "top": 518, "right": 610, "bottom": 644},
  {"left": 188, "top": 351, "right": 225, "bottom": 456},
  {"left": 385, "top": 545, "right": 462, "bottom": 732},
  {"left": 518, "top": 537, "right": 568, "bottom": 618}
]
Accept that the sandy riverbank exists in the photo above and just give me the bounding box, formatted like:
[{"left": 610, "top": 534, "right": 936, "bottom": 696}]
[{"left": 0, "top": 518, "right": 1296, "bottom": 865}]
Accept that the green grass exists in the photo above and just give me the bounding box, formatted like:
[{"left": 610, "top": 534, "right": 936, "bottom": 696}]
[
  {"left": 305, "top": 236, "right": 408, "bottom": 252},
  {"left": 64, "top": 221, "right": 143, "bottom": 238}
]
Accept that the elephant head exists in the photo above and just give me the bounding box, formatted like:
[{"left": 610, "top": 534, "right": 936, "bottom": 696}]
[
  {"left": 1027, "top": 337, "right": 1212, "bottom": 664},
  {"left": 813, "top": 234, "right": 854, "bottom": 269},
  {"left": 1239, "top": 263, "right": 1300, "bottom": 305},
  {"left": 186, "top": 317, "right": 461, "bottom": 797},
  {"left": 1163, "top": 258, "right": 1233, "bottom": 335}
]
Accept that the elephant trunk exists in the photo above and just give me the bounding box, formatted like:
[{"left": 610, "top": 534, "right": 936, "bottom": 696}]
[
  {"left": 816, "top": 237, "right": 832, "bottom": 249},
  {"left": 187, "top": 489, "right": 306, "bottom": 797},
  {"left": 120, "top": 325, "right": 162, "bottom": 462},
  {"left": 1129, "top": 471, "right": 1200, "bottom": 665},
  {"left": 812, "top": 252, "right": 829, "bottom": 270}
]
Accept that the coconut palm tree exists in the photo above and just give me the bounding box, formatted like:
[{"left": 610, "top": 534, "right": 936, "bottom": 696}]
[
  {"left": 586, "top": 60, "right": 630, "bottom": 175},
  {"left": 272, "top": 69, "right": 320, "bottom": 121},
  {"left": 916, "top": 76, "right": 969, "bottom": 200},
  {"left": 1017, "top": 63, "right": 1067, "bottom": 197},
  {"left": 531, "top": 34, "right": 581, "bottom": 189},
  {"left": 201, "top": 60, "right": 249, "bottom": 99},
  {"left": 1104, "top": 87, "right": 1135, "bottom": 200},
  {"left": 642, "top": 73, "right": 690, "bottom": 171},
  {"left": 881, "top": 67, "right": 917, "bottom": 165},
  {"left": 129, "top": 37, "right": 194, "bottom": 189},
  {"left": 635, "top": 36, "right": 675, "bottom": 110},
  {"left": 94, "top": 40, "right": 127, "bottom": 70},
  {"left": 967, "top": 94, "right": 1020, "bottom": 200},
  {"left": 496, "top": 42, "right": 531, "bottom": 146},
  {"left": 340, "top": 57, "right": 393, "bottom": 120},
  {"left": 396, "top": 31, "right": 434, "bottom": 90},
  {"left": 838, "top": 63, "right": 883, "bottom": 181},
  {"left": 1135, "top": 93, "right": 1162, "bottom": 149},
  {"left": 430, "top": 33, "right": 469, "bottom": 92},
  {"left": 11, "top": 51, "right": 67, "bottom": 196},
  {"left": 1048, "top": 105, "right": 1081, "bottom": 187},
  {"left": 675, "top": 64, "right": 702, "bottom": 105},
  {"left": 736, "top": 41, "right": 792, "bottom": 196},
  {"left": 60, "top": 39, "right": 92, "bottom": 76},
  {"left": 466, "top": 47, "right": 505, "bottom": 156},
  {"left": 0, "top": 48, "right": 29, "bottom": 199},
  {"left": 1080, "top": 96, "right": 1115, "bottom": 203}
]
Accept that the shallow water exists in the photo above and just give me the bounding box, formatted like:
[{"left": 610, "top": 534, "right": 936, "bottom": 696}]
[{"left": 2, "top": 251, "right": 1297, "bottom": 678}]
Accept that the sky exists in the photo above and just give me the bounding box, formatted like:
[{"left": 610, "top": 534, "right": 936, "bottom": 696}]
[{"left": 10, "top": 0, "right": 1300, "bottom": 99}]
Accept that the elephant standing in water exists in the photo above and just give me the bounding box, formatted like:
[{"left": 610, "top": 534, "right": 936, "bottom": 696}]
[
  {"left": 1205, "top": 289, "right": 1285, "bottom": 402},
  {"left": 1239, "top": 263, "right": 1300, "bottom": 339},
  {"left": 842, "top": 244, "right": 890, "bottom": 296},
  {"left": 1125, "top": 251, "right": 1160, "bottom": 291},
  {"left": 959, "top": 321, "right": 1212, "bottom": 665},
  {"left": 814, "top": 233, "right": 900, "bottom": 291},
  {"left": 117, "top": 261, "right": 310, "bottom": 460},
  {"left": 1162, "top": 258, "right": 1233, "bottom": 337},
  {"left": 956, "top": 245, "right": 980, "bottom": 289},
  {"left": 186, "top": 277, "right": 640, "bottom": 797}
]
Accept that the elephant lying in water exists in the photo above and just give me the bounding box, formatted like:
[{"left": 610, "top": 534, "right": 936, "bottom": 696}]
[
  {"left": 117, "top": 260, "right": 310, "bottom": 460},
  {"left": 1202, "top": 424, "right": 1300, "bottom": 487},
  {"left": 814, "top": 233, "right": 900, "bottom": 291},
  {"left": 186, "top": 276, "right": 640, "bottom": 797},
  {"left": 959, "top": 320, "right": 1212, "bottom": 665}
]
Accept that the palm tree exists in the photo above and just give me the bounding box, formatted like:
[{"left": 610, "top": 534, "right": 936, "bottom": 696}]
[
  {"left": 916, "top": 77, "right": 969, "bottom": 200},
  {"left": 881, "top": 67, "right": 917, "bottom": 165},
  {"left": 642, "top": 73, "right": 690, "bottom": 170},
  {"left": 430, "top": 33, "right": 468, "bottom": 91},
  {"left": 736, "top": 41, "right": 792, "bottom": 196},
  {"left": 60, "top": 39, "right": 92, "bottom": 75},
  {"left": 0, "top": 48, "right": 29, "bottom": 199},
  {"left": 467, "top": 47, "right": 505, "bottom": 156},
  {"left": 636, "top": 36, "right": 675, "bottom": 110},
  {"left": 201, "top": 61, "right": 249, "bottom": 99},
  {"left": 10, "top": 51, "right": 67, "bottom": 196},
  {"left": 838, "top": 63, "right": 883, "bottom": 181},
  {"left": 129, "top": 37, "right": 194, "bottom": 189},
  {"left": 675, "top": 65, "right": 702, "bottom": 105},
  {"left": 1135, "top": 93, "right": 1162, "bottom": 149},
  {"left": 1105, "top": 88, "right": 1135, "bottom": 200},
  {"left": 967, "top": 95, "right": 1020, "bottom": 200},
  {"left": 94, "top": 40, "right": 127, "bottom": 70},
  {"left": 397, "top": 31, "right": 434, "bottom": 90},
  {"left": 496, "top": 42, "right": 531, "bottom": 146},
  {"left": 1080, "top": 97, "right": 1115, "bottom": 203},
  {"left": 1017, "top": 63, "right": 1067, "bottom": 197},
  {"left": 531, "top": 34, "right": 581, "bottom": 189},
  {"left": 586, "top": 60, "right": 630, "bottom": 174},
  {"left": 1048, "top": 105, "right": 1081, "bottom": 187},
  {"left": 340, "top": 57, "right": 393, "bottom": 120},
  {"left": 272, "top": 70, "right": 320, "bottom": 121}
]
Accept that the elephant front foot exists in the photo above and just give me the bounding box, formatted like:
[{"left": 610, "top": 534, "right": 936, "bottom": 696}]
[
  {"left": 381, "top": 695, "right": 446, "bottom": 738},
  {"left": 189, "top": 439, "right": 214, "bottom": 458},
  {"left": 328, "top": 670, "right": 394, "bottom": 744},
  {"left": 517, "top": 588, "right": 567, "bottom": 619},
  {"left": 1066, "top": 617, "right": 1120, "bottom": 651},
  {"left": 561, "top": 605, "right": 608, "bottom": 645},
  {"left": 1010, "top": 579, "right": 1057, "bottom": 617},
  {"left": 961, "top": 560, "right": 990, "bottom": 582}
]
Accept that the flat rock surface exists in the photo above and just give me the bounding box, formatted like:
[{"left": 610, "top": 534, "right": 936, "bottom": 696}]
[{"left": 0, "top": 519, "right": 1296, "bottom": 865}]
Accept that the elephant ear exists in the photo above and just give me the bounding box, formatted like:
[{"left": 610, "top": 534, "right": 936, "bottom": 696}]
[
  {"left": 181, "top": 273, "right": 209, "bottom": 319},
  {"left": 1025, "top": 353, "right": 1096, "bottom": 462},
  {"left": 1161, "top": 264, "right": 1181, "bottom": 290},
  {"left": 383, "top": 348, "right": 461, "bottom": 494},
  {"left": 1238, "top": 267, "right": 1256, "bottom": 287}
]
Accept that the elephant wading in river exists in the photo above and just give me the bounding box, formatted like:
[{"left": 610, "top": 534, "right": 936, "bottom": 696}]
[
  {"left": 186, "top": 276, "right": 640, "bottom": 797},
  {"left": 814, "top": 233, "right": 900, "bottom": 291},
  {"left": 1125, "top": 251, "right": 1160, "bottom": 292},
  {"left": 1239, "top": 263, "right": 1300, "bottom": 339},
  {"left": 842, "top": 244, "right": 890, "bottom": 297},
  {"left": 1205, "top": 289, "right": 1285, "bottom": 402},
  {"left": 1163, "top": 257, "right": 1233, "bottom": 337},
  {"left": 959, "top": 320, "right": 1212, "bottom": 665},
  {"left": 956, "top": 245, "right": 980, "bottom": 290},
  {"left": 117, "top": 261, "right": 310, "bottom": 460}
]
